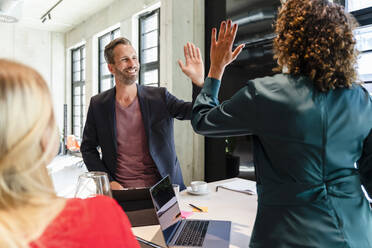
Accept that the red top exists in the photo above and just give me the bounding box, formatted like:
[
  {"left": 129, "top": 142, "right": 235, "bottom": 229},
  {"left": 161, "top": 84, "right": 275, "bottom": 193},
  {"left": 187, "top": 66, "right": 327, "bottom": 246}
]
[{"left": 29, "top": 196, "right": 140, "bottom": 248}]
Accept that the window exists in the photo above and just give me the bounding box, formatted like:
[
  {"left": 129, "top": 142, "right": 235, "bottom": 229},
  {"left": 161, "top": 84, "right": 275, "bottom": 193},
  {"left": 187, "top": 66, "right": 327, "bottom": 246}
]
[
  {"left": 348, "top": 0, "right": 372, "bottom": 93},
  {"left": 355, "top": 25, "right": 372, "bottom": 83},
  {"left": 346, "top": 0, "right": 372, "bottom": 12},
  {"left": 139, "top": 9, "right": 160, "bottom": 87},
  {"left": 71, "top": 45, "right": 86, "bottom": 140},
  {"left": 98, "top": 28, "right": 120, "bottom": 92}
]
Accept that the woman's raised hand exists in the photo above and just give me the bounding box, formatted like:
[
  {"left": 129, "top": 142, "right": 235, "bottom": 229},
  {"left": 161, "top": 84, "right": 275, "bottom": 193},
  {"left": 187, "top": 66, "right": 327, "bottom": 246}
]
[{"left": 208, "top": 19, "right": 245, "bottom": 80}]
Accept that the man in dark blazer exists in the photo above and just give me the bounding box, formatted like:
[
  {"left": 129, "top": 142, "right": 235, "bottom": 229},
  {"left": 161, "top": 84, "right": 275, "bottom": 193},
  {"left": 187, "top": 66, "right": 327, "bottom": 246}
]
[{"left": 81, "top": 37, "right": 203, "bottom": 190}]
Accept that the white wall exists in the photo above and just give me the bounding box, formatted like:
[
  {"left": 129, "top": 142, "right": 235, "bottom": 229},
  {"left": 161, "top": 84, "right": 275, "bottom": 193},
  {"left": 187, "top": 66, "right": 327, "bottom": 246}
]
[
  {"left": 64, "top": 0, "right": 205, "bottom": 185},
  {"left": 0, "top": 23, "right": 65, "bottom": 133}
]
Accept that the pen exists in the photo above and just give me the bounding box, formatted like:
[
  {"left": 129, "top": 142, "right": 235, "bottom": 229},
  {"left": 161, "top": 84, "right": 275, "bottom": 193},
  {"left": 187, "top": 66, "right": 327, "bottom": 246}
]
[{"left": 189, "top": 203, "right": 203, "bottom": 212}]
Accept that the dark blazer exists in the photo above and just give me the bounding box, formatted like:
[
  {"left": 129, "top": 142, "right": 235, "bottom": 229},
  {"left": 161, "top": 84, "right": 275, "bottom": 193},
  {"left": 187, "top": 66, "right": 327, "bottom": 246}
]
[{"left": 81, "top": 84, "right": 194, "bottom": 190}]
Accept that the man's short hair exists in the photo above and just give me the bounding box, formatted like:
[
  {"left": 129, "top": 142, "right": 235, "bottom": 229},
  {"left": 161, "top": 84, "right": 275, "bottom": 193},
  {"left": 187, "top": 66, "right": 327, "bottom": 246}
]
[{"left": 104, "top": 37, "right": 132, "bottom": 64}]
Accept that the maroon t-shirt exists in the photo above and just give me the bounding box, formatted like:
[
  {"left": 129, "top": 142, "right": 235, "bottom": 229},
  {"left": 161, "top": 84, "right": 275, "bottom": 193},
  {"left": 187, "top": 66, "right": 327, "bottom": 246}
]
[{"left": 115, "top": 97, "right": 160, "bottom": 188}]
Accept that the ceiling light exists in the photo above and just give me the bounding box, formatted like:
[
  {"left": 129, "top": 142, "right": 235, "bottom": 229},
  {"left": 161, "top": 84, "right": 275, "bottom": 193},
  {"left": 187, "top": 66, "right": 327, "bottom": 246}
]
[
  {"left": 0, "top": 0, "right": 24, "bottom": 23},
  {"left": 40, "top": 0, "right": 63, "bottom": 23}
]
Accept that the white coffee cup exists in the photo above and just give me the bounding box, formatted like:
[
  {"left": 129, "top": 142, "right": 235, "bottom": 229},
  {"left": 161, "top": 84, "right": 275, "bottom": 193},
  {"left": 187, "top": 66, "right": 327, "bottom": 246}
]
[
  {"left": 190, "top": 181, "right": 208, "bottom": 192},
  {"left": 74, "top": 171, "right": 112, "bottom": 199}
]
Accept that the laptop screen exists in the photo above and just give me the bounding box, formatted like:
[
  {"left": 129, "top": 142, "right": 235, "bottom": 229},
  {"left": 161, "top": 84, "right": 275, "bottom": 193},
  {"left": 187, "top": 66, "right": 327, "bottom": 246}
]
[{"left": 150, "top": 176, "right": 182, "bottom": 243}]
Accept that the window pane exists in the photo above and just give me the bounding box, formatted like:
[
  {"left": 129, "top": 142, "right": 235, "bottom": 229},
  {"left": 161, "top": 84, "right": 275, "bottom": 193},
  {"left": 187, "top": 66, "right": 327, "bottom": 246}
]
[
  {"left": 73, "top": 115, "right": 81, "bottom": 124},
  {"left": 73, "top": 127, "right": 81, "bottom": 138},
  {"left": 100, "top": 34, "right": 111, "bottom": 49},
  {"left": 100, "top": 51, "right": 105, "bottom": 63},
  {"left": 355, "top": 25, "right": 372, "bottom": 52},
  {"left": 101, "top": 78, "right": 113, "bottom": 92},
  {"left": 347, "top": 0, "right": 372, "bottom": 11},
  {"left": 72, "top": 45, "right": 85, "bottom": 140},
  {"left": 143, "top": 69, "right": 158, "bottom": 86},
  {"left": 73, "top": 106, "right": 80, "bottom": 115},
  {"left": 73, "top": 61, "right": 80, "bottom": 72},
  {"left": 73, "top": 72, "right": 80, "bottom": 82},
  {"left": 73, "top": 50, "right": 80, "bottom": 61},
  {"left": 142, "top": 13, "right": 158, "bottom": 33},
  {"left": 363, "top": 83, "right": 372, "bottom": 94},
  {"left": 358, "top": 52, "right": 372, "bottom": 82},
  {"left": 73, "top": 95, "right": 81, "bottom": 105},
  {"left": 141, "top": 30, "right": 158, "bottom": 49},
  {"left": 81, "top": 70, "right": 85, "bottom": 81},
  {"left": 73, "top": 86, "right": 80, "bottom": 95},
  {"left": 139, "top": 10, "right": 159, "bottom": 87},
  {"left": 113, "top": 29, "right": 120, "bottom": 39},
  {"left": 100, "top": 63, "right": 111, "bottom": 76},
  {"left": 82, "top": 59, "right": 86, "bottom": 71},
  {"left": 98, "top": 29, "right": 120, "bottom": 93},
  {"left": 142, "top": 47, "right": 158, "bottom": 63}
]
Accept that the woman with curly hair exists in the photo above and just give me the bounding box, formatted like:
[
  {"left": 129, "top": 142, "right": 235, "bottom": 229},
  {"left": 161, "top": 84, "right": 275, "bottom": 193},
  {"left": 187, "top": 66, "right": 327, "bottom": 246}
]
[
  {"left": 0, "top": 59, "right": 140, "bottom": 248},
  {"left": 191, "top": 0, "right": 372, "bottom": 247}
]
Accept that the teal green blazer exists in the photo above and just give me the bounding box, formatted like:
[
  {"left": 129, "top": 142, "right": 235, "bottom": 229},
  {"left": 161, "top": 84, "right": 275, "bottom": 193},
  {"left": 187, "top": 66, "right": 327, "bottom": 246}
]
[{"left": 192, "top": 74, "right": 372, "bottom": 247}]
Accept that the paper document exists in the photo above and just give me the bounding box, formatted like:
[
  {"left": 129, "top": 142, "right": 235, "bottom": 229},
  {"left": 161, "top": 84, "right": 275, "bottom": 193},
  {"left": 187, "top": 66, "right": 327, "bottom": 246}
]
[{"left": 216, "top": 178, "right": 257, "bottom": 195}]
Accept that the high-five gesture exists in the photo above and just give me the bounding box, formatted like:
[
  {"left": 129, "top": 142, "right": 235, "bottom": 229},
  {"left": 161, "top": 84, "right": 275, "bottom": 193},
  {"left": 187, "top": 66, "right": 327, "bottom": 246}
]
[
  {"left": 208, "top": 20, "right": 245, "bottom": 80},
  {"left": 178, "top": 42, "right": 205, "bottom": 87}
]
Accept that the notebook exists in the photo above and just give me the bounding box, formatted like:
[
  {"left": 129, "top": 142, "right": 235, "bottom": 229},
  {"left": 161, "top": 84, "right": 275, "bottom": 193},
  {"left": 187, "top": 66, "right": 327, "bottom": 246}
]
[{"left": 149, "top": 176, "right": 231, "bottom": 248}]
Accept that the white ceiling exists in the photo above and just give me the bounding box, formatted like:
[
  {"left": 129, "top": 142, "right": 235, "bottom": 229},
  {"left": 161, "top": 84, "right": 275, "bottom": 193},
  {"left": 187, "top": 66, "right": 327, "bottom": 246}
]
[{"left": 19, "top": 0, "right": 117, "bottom": 33}]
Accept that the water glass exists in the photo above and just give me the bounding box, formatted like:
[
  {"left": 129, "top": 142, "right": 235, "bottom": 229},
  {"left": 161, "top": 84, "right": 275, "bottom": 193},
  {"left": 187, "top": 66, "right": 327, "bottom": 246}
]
[{"left": 74, "top": 171, "right": 112, "bottom": 199}]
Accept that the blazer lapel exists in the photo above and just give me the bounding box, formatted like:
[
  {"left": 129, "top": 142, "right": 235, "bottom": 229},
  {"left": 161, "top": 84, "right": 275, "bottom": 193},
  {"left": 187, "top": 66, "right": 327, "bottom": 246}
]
[
  {"left": 137, "top": 84, "right": 151, "bottom": 141},
  {"left": 105, "top": 87, "right": 117, "bottom": 153}
]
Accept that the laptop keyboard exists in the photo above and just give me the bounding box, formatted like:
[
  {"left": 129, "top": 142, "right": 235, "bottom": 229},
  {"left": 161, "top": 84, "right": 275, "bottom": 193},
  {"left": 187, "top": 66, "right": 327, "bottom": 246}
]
[{"left": 174, "top": 220, "right": 209, "bottom": 247}]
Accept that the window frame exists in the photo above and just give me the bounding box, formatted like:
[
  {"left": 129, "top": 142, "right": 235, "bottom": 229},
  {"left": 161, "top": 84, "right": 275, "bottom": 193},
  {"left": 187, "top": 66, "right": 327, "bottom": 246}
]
[
  {"left": 98, "top": 28, "right": 120, "bottom": 93},
  {"left": 349, "top": 2, "right": 372, "bottom": 85},
  {"left": 138, "top": 8, "right": 160, "bottom": 87},
  {"left": 71, "top": 45, "right": 86, "bottom": 140}
]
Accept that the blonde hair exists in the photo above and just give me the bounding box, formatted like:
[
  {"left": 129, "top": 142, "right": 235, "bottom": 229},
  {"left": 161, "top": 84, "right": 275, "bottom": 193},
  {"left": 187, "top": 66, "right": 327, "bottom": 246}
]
[{"left": 0, "top": 59, "right": 65, "bottom": 247}]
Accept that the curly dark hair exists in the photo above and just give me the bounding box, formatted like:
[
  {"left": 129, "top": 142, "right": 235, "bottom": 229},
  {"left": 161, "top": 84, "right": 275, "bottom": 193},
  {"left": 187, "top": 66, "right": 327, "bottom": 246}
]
[{"left": 273, "top": 0, "right": 359, "bottom": 92}]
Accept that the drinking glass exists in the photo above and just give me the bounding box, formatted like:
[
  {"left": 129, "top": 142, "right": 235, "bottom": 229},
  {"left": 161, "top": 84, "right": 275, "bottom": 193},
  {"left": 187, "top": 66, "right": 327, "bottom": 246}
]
[{"left": 74, "top": 171, "right": 112, "bottom": 199}]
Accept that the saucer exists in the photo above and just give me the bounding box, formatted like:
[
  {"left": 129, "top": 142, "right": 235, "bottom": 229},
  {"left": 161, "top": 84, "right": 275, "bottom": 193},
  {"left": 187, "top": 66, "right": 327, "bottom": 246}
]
[{"left": 186, "top": 186, "right": 209, "bottom": 195}]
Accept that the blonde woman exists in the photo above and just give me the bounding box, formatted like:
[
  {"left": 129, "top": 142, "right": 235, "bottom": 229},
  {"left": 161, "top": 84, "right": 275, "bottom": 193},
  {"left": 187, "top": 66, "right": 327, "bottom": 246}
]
[{"left": 0, "top": 59, "right": 140, "bottom": 248}]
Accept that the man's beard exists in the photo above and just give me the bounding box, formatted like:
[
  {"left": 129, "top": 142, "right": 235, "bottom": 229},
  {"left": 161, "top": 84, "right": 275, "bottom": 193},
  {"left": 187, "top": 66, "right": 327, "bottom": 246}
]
[{"left": 114, "top": 66, "right": 138, "bottom": 85}]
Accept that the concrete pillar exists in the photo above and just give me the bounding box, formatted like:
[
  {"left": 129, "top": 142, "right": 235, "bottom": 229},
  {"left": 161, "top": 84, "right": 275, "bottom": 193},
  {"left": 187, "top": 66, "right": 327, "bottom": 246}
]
[{"left": 160, "top": 0, "right": 205, "bottom": 185}]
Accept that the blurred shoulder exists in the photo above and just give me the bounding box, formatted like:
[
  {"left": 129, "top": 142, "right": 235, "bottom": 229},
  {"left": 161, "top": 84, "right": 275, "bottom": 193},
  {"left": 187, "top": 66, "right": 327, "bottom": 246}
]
[
  {"left": 90, "top": 88, "right": 115, "bottom": 104},
  {"left": 139, "top": 84, "right": 167, "bottom": 94},
  {"left": 247, "top": 73, "right": 313, "bottom": 94},
  {"left": 66, "top": 195, "right": 119, "bottom": 210},
  {"left": 249, "top": 73, "right": 308, "bottom": 87}
]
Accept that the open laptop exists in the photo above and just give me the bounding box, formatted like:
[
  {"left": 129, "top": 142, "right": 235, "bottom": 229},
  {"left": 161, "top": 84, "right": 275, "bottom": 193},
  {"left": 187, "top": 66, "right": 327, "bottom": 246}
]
[
  {"left": 149, "top": 176, "right": 231, "bottom": 248},
  {"left": 112, "top": 188, "right": 158, "bottom": 227}
]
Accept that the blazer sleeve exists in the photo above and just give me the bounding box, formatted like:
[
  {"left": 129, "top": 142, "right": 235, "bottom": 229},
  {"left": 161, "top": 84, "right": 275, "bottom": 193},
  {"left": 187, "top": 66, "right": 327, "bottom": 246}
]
[
  {"left": 80, "top": 98, "right": 113, "bottom": 181},
  {"left": 164, "top": 89, "right": 192, "bottom": 121},
  {"left": 191, "top": 77, "right": 257, "bottom": 137},
  {"left": 358, "top": 129, "right": 372, "bottom": 199}
]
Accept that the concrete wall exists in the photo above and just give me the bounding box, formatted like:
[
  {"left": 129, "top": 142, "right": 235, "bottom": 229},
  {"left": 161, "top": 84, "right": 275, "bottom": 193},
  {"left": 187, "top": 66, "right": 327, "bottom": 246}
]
[
  {"left": 161, "top": 0, "right": 205, "bottom": 184},
  {"left": 64, "top": 0, "right": 205, "bottom": 185},
  {"left": 0, "top": 23, "right": 65, "bottom": 134}
]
